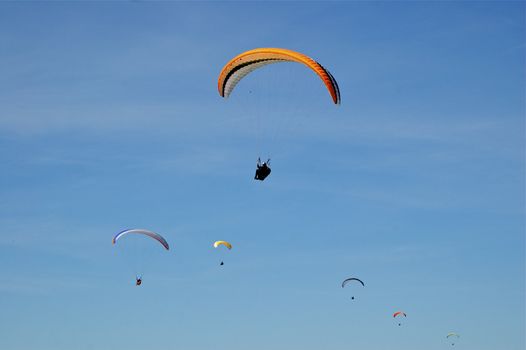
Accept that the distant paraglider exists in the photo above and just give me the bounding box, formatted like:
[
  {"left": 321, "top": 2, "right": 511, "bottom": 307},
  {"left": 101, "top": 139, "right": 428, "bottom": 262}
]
[
  {"left": 113, "top": 229, "right": 170, "bottom": 285},
  {"left": 393, "top": 311, "right": 407, "bottom": 326},
  {"left": 447, "top": 333, "right": 460, "bottom": 346},
  {"left": 213, "top": 240, "right": 232, "bottom": 266},
  {"left": 341, "top": 277, "right": 365, "bottom": 300}
]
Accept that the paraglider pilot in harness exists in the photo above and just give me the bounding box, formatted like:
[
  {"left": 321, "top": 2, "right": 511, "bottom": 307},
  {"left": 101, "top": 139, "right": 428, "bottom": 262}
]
[
  {"left": 136, "top": 276, "right": 142, "bottom": 286},
  {"left": 254, "top": 158, "right": 271, "bottom": 181}
]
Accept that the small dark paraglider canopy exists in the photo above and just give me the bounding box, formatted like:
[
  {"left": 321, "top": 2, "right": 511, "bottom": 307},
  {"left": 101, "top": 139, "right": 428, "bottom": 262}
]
[
  {"left": 341, "top": 278, "right": 365, "bottom": 288},
  {"left": 342, "top": 277, "right": 365, "bottom": 300}
]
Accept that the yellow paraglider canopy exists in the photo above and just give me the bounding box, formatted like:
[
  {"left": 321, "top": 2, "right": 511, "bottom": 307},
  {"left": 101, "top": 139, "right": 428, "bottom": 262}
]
[{"left": 213, "top": 241, "right": 232, "bottom": 249}]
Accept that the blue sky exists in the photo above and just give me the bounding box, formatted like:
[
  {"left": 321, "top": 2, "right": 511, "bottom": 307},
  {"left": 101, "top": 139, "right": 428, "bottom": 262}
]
[{"left": 0, "top": 1, "right": 524, "bottom": 349}]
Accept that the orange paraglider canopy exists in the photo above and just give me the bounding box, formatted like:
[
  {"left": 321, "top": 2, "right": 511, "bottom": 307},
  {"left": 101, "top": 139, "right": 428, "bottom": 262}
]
[{"left": 218, "top": 48, "right": 340, "bottom": 104}]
